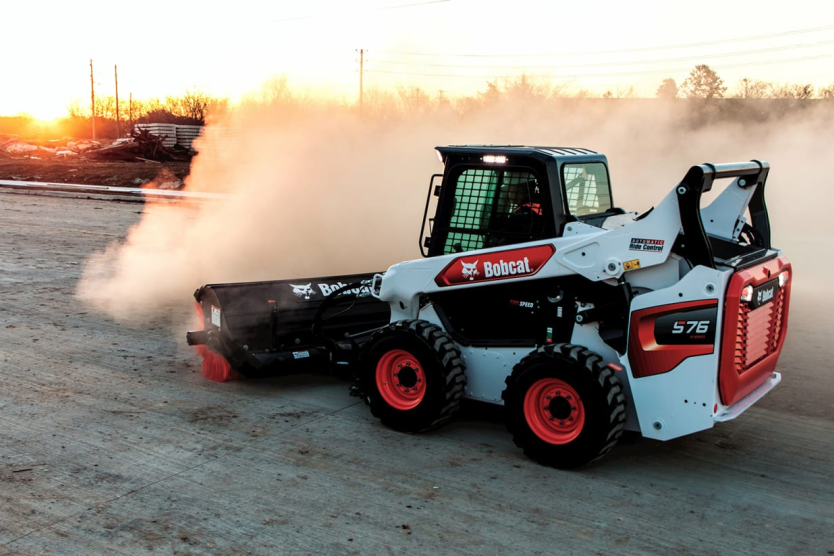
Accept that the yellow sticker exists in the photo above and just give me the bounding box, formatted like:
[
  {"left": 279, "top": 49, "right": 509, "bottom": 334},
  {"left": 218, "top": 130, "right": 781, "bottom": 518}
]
[{"left": 623, "top": 259, "right": 641, "bottom": 271}]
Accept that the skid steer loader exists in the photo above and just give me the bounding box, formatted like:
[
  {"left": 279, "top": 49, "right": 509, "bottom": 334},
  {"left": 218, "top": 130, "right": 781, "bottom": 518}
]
[{"left": 187, "top": 146, "right": 791, "bottom": 468}]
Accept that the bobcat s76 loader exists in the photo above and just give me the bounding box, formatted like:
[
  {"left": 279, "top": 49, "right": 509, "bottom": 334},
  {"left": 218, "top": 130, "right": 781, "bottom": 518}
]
[{"left": 187, "top": 146, "right": 791, "bottom": 468}]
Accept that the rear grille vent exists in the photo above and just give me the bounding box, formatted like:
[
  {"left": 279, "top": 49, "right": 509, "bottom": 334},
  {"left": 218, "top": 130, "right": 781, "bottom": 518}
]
[{"left": 733, "top": 287, "right": 787, "bottom": 375}]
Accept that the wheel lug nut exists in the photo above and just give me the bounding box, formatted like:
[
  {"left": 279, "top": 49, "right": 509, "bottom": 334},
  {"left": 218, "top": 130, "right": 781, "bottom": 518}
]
[
  {"left": 566, "top": 395, "right": 571, "bottom": 400},
  {"left": 571, "top": 406, "right": 576, "bottom": 411},
  {"left": 546, "top": 395, "right": 551, "bottom": 400},
  {"left": 396, "top": 383, "right": 401, "bottom": 387},
  {"left": 555, "top": 391, "right": 560, "bottom": 395},
  {"left": 398, "top": 364, "right": 402, "bottom": 368},
  {"left": 559, "top": 421, "right": 564, "bottom": 425},
  {"left": 568, "top": 417, "right": 573, "bottom": 421},
  {"left": 394, "top": 372, "right": 399, "bottom": 377},
  {"left": 416, "top": 378, "right": 421, "bottom": 382},
  {"left": 549, "top": 416, "right": 554, "bottom": 421}
]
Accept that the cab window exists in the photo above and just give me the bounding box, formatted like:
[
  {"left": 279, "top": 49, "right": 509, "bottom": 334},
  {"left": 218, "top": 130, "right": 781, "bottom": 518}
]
[
  {"left": 563, "top": 162, "right": 612, "bottom": 216},
  {"left": 440, "top": 167, "right": 545, "bottom": 254}
]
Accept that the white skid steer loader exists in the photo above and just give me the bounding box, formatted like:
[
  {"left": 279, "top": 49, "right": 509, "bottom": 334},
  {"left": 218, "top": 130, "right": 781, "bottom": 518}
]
[{"left": 188, "top": 146, "right": 791, "bottom": 468}]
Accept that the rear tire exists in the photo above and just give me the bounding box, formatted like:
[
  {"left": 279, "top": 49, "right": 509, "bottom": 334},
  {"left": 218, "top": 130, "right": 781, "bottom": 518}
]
[
  {"left": 503, "top": 343, "right": 626, "bottom": 469},
  {"left": 362, "top": 320, "right": 466, "bottom": 433}
]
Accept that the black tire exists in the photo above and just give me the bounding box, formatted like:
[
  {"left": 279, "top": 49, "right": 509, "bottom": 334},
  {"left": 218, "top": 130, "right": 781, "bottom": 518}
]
[
  {"left": 502, "top": 343, "right": 626, "bottom": 469},
  {"left": 362, "top": 320, "right": 466, "bottom": 433}
]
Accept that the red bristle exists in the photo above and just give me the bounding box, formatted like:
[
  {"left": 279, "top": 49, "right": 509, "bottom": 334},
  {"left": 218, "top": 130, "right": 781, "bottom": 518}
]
[
  {"left": 193, "top": 303, "right": 240, "bottom": 382},
  {"left": 195, "top": 344, "right": 240, "bottom": 382}
]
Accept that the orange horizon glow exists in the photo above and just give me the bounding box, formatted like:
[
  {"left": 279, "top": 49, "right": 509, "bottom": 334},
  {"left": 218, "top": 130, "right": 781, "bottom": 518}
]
[{"left": 4, "top": 1, "right": 834, "bottom": 120}]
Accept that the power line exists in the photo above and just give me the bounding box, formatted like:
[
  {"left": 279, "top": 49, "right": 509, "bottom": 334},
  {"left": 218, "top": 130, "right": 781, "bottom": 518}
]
[
  {"left": 364, "top": 52, "right": 834, "bottom": 80},
  {"left": 269, "top": 0, "right": 450, "bottom": 22},
  {"left": 373, "top": 23, "right": 834, "bottom": 58},
  {"left": 376, "top": 0, "right": 450, "bottom": 10},
  {"left": 367, "top": 38, "right": 834, "bottom": 70}
]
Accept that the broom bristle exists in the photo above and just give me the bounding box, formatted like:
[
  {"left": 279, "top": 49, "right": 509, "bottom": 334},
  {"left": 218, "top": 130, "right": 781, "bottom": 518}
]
[
  {"left": 195, "top": 344, "right": 241, "bottom": 382},
  {"left": 193, "top": 303, "right": 240, "bottom": 382}
]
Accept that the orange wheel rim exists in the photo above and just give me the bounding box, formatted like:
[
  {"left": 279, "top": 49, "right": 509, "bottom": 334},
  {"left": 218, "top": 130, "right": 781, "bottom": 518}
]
[
  {"left": 523, "top": 378, "right": 585, "bottom": 444},
  {"left": 375, "top": 349, "right": 426, "bottom": 410}
]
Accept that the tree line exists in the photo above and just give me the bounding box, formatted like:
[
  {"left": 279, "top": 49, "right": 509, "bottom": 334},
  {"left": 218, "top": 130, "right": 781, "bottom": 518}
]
[
  {"left": 66, "top": 88, "right": 230, "bottom": 127},
  {"left": 657, "top": 65, "right": 833, "bottom": 99}
]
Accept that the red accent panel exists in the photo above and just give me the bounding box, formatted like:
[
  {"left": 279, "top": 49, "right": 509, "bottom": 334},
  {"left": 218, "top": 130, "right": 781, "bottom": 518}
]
[
  {"left": 719, "top": 256, "right": 791, "bottom": 406},
  {"left": 628, "top": 300, "right": 718, "bottom": 378},
  {"left": 435, "top": 244, "right": 555, "bottom": 287}
]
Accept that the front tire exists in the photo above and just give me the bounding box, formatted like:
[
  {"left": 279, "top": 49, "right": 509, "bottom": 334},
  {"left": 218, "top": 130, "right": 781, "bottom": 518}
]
[
  {"left": 503, "top": 343, "right": 626, "bottom": 469},
  {"left": 362, "top": 320, "right": 466, "bottom": 433}
]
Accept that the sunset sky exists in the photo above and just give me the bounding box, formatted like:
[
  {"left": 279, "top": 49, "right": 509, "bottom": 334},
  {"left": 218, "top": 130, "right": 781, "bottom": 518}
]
[{"left": 4, "top": 0, "right": 834, "bottom": 119}]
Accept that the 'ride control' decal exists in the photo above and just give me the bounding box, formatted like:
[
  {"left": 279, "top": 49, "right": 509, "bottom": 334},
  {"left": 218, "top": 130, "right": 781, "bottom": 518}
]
[
  {"left": 435, "top": 244, "right": 556, "bottom": 287},
  {"left": 629, "top": 238, "right": 665, "bottom": 252}
]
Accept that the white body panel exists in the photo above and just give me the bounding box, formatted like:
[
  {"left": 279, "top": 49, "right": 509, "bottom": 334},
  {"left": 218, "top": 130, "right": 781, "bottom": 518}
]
[
  {"left": 620, "top": 265, "right": 729, "bottom": 439},
  {"left": 701, "top": 177, "right": 755, "bottom": 241}
]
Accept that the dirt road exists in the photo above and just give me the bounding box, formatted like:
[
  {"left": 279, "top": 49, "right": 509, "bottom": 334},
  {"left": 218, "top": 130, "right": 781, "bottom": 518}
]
[{"left": 0, "top": 192, "right": 831, "bottom": 555}]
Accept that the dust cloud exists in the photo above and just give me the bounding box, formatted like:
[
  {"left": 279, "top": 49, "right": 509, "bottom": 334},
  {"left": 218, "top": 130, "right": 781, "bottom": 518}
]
[{"left": 75, "top": 85, "right": 834, "bottom": 324}]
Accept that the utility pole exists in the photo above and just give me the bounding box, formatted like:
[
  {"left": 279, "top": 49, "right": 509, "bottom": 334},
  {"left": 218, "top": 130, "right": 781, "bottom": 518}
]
[
  {"left": 90, "top": 59, "right": 96, "bottom": 140},
  {"left": 356, "top": 48, "right": 365, "bottom": 115},
  {"left": 114, "top": 65, "right": 120, "bottom": 138},
  {"left": 129, "top": 93, "right": 133, "bottom": 132}
]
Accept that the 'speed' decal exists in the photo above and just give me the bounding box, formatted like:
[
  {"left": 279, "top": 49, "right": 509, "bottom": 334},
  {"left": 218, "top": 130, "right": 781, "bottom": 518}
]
[{"left": 435, "top": 244, "right": 555, "bottom": 287}]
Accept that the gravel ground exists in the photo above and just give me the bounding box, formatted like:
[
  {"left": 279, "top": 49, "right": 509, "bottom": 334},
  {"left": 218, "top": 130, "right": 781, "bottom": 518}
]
[{"left": 0, "top": 191, "right": 831, "bottom": 555}]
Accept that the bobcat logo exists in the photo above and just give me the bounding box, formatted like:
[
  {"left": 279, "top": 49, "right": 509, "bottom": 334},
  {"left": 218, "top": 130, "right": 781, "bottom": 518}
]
[
  {"left": 290, "top": 283, "right": 316, "bottom": 300},
  {"left": 461, "top": 260, "right": 479, "bottom": 281}
]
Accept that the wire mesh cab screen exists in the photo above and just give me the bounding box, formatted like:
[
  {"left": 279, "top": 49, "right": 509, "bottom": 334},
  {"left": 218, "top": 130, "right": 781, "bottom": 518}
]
[
  {"left": 440, "top": 166, "right": 546, "bottom": 255},
  {"left": 563, "top": 162, "right": 612, "bottom": 217}
]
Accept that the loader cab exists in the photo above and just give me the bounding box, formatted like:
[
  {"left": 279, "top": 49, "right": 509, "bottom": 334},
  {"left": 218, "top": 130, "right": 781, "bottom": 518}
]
[{"left": 423, "top": 146, "right": 616, "bottom": 257}]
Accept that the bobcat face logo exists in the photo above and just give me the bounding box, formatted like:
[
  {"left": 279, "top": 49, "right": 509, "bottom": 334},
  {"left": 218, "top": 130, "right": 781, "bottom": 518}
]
[
  {"left": 461, "top": 260, "right": 479, "bottom": 281},
  {"left": 290, "top": 283, "right": 316, "bottom": 300}
]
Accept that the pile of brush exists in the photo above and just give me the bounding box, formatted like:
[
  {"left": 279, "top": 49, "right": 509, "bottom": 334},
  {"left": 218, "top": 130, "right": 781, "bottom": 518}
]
[{"left": 84, "top": 128, "right": 194, "bottom": 162}]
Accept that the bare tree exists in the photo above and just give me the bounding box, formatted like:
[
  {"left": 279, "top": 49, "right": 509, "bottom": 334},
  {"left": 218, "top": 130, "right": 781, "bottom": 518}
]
[
  {"left": 770, "top": 82, "right": 815, "bottom": 99},
  {"left": 397, "top": 86, "right": 433, "bottom": 113},
  {"left": 94, "top": 95, "right": 117, "bottom": 121},
  {"left": 179, "top": 88, "right": 211, "bottom": 123},
  {"left": 656, "top": 78, "right": 678, "bottom": 99},
  {"left": 819, "top": 84, "right": 834, "bottom": 99},
  {"left": 733, "top": 78, "right": 771, "bottom": 99},
  {"left": 260, "top": 76, "right": 293, "bottom": 105},
  {"left": 679, "top": 65, "right": 726, "bottom": 99},
  {"left": 602, "top": 86, "right": 635, "bottom": 99},
  {"left": 66, "top": 99, "right": 88, "bottom": 118},
  {"left": 792, "top": 84, "right": 815, "bottom": 99}
]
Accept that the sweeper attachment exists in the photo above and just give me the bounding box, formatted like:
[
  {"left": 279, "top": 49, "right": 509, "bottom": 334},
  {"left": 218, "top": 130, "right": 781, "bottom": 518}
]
[{"left": 187, "top": 146, "right": 791, "bottom": 468}]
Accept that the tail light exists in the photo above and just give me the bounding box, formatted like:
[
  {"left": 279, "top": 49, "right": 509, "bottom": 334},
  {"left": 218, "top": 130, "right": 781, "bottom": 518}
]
[{"left": 739, "top": 285, "right": 753, "bottom": 303}]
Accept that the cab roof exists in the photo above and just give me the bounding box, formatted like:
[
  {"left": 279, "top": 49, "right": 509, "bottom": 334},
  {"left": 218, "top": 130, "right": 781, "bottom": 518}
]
[{"left": 436, "top": 145, "right": 598, "bottom": 158}]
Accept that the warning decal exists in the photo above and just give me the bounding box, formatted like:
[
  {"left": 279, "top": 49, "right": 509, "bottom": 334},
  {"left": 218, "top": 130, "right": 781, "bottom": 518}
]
[{"left": 623, "top": 259, "right": 641, "bottom": 271}]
